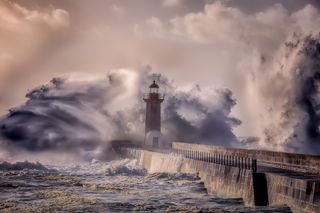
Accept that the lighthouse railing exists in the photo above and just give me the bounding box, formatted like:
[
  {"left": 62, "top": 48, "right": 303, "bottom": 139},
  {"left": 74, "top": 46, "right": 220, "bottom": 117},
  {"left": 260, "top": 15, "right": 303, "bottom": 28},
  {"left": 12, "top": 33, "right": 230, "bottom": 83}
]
[{"left": 143, "top": 93, "right": 165, "bottom": 100}]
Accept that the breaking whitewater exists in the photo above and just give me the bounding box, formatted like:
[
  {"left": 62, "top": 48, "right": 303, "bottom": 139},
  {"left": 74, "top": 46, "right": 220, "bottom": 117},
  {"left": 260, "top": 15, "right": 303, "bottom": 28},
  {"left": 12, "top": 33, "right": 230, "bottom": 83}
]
[{"left": 0, "top": 159, "right": 291, "bottom": 212}]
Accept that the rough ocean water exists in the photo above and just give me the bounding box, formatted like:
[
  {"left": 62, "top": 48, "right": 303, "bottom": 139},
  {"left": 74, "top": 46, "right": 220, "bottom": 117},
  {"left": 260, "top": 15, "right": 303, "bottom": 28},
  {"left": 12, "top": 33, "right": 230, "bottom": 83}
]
[{"left": 0, "top": 159, "right": 291, "bottom": 213}]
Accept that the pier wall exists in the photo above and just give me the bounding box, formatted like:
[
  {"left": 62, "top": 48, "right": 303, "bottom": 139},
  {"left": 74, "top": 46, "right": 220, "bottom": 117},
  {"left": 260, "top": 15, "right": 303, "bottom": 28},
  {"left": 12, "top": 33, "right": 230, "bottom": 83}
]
[
  {"left": 134, "top": 150, "right": 255, "bottom": 205},
  {"left": 121, "top": 146, "right": 320, "bottom": 213},
  {"left": 265, "top": 173, "right": 320, "bottom": 213},
  {"left": 172, "top": 142, "right": 320, "bottom": 174}
]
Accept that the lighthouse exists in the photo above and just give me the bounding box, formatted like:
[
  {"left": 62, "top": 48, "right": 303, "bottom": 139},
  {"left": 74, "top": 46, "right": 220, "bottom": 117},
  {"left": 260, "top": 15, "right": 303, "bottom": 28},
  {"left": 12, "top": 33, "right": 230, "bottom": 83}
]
[{"left": 143, "top": 80, "right": 164, "bottom": 148}]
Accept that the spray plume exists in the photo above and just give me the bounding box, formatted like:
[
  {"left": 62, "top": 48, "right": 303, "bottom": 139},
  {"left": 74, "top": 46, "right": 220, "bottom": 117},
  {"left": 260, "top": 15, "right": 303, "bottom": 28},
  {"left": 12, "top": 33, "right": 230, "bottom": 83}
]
[
  {"left": 247, "top": 33, "right": 320, "bottom": 154},
  {"left": 0, "top": 69, "right": 240, "bottom": 162}
]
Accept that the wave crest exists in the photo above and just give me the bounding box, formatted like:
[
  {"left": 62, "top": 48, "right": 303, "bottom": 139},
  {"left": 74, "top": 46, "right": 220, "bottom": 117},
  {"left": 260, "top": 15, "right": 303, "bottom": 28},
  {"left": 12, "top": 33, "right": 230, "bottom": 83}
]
[
  {"left": 0, "top": 161, "right": 53, "bottom": 171},
  {"left": 54, "top": 159, "right": 147, "bottom": 176}
]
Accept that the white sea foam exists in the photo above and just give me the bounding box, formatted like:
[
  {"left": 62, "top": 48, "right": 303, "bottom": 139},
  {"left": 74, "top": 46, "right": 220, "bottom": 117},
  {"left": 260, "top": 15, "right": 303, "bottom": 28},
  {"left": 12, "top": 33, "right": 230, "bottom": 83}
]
[{"left": 48, "top": 158, "right": 147, "bottom": 176}]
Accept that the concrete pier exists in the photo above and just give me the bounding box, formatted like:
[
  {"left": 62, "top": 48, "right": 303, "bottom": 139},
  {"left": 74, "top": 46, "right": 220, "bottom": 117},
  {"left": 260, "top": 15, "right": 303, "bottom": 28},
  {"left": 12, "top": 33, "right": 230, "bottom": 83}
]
[{"left": 118, "top": 142, "right": 320, "bottom": 213}]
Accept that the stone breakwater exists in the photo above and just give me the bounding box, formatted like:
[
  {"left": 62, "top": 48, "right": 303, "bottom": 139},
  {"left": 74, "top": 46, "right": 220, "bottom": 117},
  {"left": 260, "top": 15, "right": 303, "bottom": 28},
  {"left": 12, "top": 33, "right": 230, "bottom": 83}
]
[{"left": 120, "top": 142, "right": 320, "bottom": 213}]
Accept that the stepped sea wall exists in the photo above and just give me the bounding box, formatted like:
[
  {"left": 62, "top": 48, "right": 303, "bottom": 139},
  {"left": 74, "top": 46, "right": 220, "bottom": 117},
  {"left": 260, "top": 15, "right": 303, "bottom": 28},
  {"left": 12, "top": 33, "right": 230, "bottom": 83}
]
[
  {"left": 135, "top": 150, "right": 255, "bottom": 205},
  {"left": 121, "top": 144, "right": 320, "bottom": 213}
]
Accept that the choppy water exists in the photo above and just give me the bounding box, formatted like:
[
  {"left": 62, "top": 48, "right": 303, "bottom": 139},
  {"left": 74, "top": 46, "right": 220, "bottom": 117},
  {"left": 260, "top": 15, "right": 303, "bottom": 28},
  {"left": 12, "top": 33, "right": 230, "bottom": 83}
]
[{"left": 0, "top": 159, "right": 291, "bottom": 212}]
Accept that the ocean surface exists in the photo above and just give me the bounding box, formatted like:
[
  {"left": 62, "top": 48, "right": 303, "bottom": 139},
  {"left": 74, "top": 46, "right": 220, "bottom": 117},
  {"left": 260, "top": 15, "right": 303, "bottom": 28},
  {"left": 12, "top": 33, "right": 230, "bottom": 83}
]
[{"left": 0, "top": 159, "right": 292, "bottom": 212}]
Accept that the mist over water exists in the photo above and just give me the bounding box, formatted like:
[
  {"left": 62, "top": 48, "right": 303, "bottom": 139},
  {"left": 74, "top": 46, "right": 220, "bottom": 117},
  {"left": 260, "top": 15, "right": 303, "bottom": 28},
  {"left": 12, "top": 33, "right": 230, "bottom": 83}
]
[
  {"left": 2, "top": 32, "right": 320, "bottom": 162},
  {"left": 2, "top": 33, "right": 320, "bottom": 161},
  {"left": 0, "top": 0, "right": 320, "bottom": 163},
  {"left": 0, "top": 69, "right": 241, "bottom": 161}
]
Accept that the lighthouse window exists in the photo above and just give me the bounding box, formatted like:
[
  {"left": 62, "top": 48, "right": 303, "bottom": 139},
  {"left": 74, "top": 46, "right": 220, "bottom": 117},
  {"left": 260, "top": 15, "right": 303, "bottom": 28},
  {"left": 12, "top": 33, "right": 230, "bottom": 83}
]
[
  {"left": 153, "top": 137, "right": 159, "bottom": 148},
  {"left": 150, "top": 88, "right": 158, "bottom": 93}
]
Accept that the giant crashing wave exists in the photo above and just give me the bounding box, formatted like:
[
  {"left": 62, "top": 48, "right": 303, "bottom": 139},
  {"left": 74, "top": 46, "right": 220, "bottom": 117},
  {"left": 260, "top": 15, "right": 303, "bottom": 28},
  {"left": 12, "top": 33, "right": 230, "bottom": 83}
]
[
  {"left": 248, "top": 33, "right": 320, "bottom": 154},
  {"left": 0, "top": 70, "right": 240, "bottom": 161}
]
